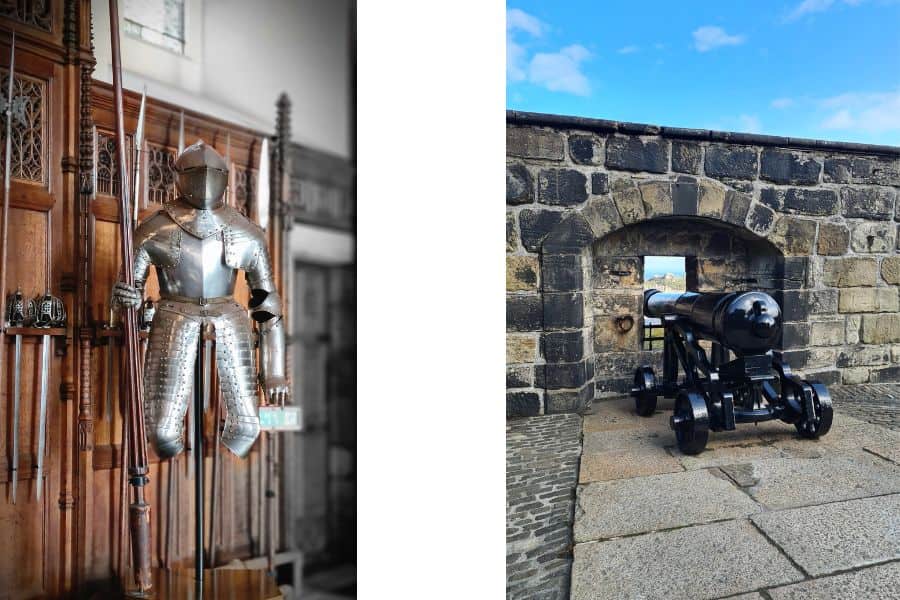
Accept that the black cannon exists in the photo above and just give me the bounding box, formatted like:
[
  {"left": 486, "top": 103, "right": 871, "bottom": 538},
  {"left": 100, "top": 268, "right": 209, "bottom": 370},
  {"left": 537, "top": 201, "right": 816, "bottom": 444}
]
[{"left": 631, "top": 289, "right": 833, "bottom": 455}]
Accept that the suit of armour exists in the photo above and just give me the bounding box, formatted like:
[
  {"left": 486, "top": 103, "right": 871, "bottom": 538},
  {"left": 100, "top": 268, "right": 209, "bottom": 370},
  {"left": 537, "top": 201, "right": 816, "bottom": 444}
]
[{"left": 115, "top": 141, "right": 288, "bottom": 459}]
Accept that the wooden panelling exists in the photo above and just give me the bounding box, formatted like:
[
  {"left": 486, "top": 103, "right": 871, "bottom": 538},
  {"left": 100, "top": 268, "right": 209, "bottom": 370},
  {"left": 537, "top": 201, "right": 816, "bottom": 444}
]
[{"left": 0, "top": 3, "right": 289, "bottom": 593}]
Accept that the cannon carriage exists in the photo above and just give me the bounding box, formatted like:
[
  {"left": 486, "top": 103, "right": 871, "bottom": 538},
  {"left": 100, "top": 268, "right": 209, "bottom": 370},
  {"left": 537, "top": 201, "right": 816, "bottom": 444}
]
[{"left": 632, "top": 289, "right": 833, "bottom": 455}]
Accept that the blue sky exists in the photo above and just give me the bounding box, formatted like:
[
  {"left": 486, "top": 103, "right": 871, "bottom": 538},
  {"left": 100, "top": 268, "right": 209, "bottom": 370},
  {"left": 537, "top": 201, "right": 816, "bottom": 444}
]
[
  {"left": 507, "top": 1, "right": 900, "bottom": 146},
  {"left": 644, "top": 256, "right": 686, "bottom": 279}
]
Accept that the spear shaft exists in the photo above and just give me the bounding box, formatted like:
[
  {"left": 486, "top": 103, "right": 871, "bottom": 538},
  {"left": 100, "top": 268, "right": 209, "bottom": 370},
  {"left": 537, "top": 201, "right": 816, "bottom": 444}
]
[
  {"left": 108, "top": 0, "right": 152, "bottom": 593},
  {"left": 0, "top": 33, "right": 16, "bottom": 488}
]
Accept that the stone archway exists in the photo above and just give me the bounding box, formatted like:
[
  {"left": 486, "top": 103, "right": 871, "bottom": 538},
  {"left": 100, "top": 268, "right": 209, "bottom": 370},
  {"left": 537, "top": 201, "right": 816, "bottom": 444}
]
[{"left": 536, "top": 175, "right": 797, "bottom": 413}]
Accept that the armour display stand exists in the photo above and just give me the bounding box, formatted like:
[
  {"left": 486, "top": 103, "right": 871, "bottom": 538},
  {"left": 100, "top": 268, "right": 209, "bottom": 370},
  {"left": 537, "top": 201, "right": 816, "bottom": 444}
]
[{"left": 194, "top": 329, "right": 207, "bottom": 592}]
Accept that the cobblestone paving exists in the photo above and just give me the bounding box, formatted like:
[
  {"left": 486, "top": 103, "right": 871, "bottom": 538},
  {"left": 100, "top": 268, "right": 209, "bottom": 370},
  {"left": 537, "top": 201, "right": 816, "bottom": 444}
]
[
  {"left": 830, "top": 383, "right": 900, "bottom": 430},
  {"left": 506, "top": 414, "right": 582, "bottom": 600}
]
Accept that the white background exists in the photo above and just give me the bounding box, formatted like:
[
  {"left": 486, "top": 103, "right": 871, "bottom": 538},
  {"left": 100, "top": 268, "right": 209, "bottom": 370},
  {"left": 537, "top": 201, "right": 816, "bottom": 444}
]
[{"left": 357, "top": 1, "right": 506, "bottom": 596}]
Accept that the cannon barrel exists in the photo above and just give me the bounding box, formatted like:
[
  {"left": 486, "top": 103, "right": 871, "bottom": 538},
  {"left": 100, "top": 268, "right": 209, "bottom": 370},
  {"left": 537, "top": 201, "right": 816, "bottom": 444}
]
[{"left": 644, "top": 289, "right": 781, "bottom": 354}]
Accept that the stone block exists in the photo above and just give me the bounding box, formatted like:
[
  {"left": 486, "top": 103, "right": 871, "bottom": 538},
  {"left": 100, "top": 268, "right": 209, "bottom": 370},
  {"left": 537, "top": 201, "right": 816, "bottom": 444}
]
[
  {"left": 593, "top": 291, "right": 641, "bottom": 315},
  {"left": 568, "top": 134, "right": 603, "bottom": 165},
  {"left": 838, "top": 287, "right": 899, "bottom": 313},
  {"left": 823, "top": 157, "right": 851, "bottom": 183},
  {"left": 541, "top": 330, "right": 584, "bottom": 363},
  {"left": 605, "top": 136, "right": 668, "bottom": 173},
  {"left": 507, "top": 334, "right": 537, "bottom": 364},
  {"left": 543, "top": 214, "right": 594, "bottom": 253},
  {"left": 809, "top": 320, "right": 844, "bottom": 346},
  {"left": 590, "top": 172, "right": 609, "bottom": 195},
  {"left": 861, "top": 313, "right": 900, "bottom": 344},
  {"left": 723, "top": 190, "right": 752, "bottom": 226},
  {"left": 541, "top": 253, "right": 582, "bottom": 292},
  {"left": 506, "top": 255, "right": 539, "bottom": 291},
  {"left": 507, "top": 295, "right": 542, "bottom": 331},
  {"left": 841, "top": 186, "right": 895, "bottom": 220},
  {"left": 518, "top": 209, "right": 563, "bottom": 252},
  {"left": 768, "top": 561, "right": 900, "bottom": 600},
  {"left": 752, "top": 494, "right": 900, "bottom": 576},
  {"left": 720, "top": 452, "right": 900, "bottom": 510},
  {"left": 760, "top": 149, "right": 821, "bottom": 185},
  {"left": 507, "top": 126, "right": 564, "bottom": 160},
  {"left": 506, "top": 211, "right": 519, "bottom": 252},
  {"left": 816, "top": 222, "right": 849, "bottom": 255},
  {"left": 851, "top": 156, "right": 900, "bottom": 185},
  {"left": 574, "top": 470, "right": 762, "bottom": 542},
  {"left": 538, "top": 168, "right": 588, "bottom": 206},
  {"left": 672, "top": 177, "right": 699, "bottom": 215},
  {"left": 638, "top": 180, "right": 672, "bottom": 218},
  {"left": 746, "top": 203, "right": 775, "bottom": 235},
  {"left": 841, "top": 367, "right": 870, "bottom": 384},
  {"left": 760, "top": 187, "right": 782, "bottom": 210},
  {"left": 850, "top": 221, "right": 895, "bottom": 253},
  {"left": 781, "top": 349, "right": 810, "bottom": 369},
  {"left": 803, "top": 368, "right": 841, "bottom": 385},
  {"left": 593, "top": 256, "right": 642, "bottom": 289},
  {"left": 836, "top": 345, "right": 890, "bottom": 367},
  {"left": 823, "top": 257, "right": 878, "bottom": 287},
  {"left": 671, "top": 141, "right": 701, "bottom": 174},
  {"left": 570, "top": 520, "right": 803, "bottom": 600},
  {"left": 882, "top": 256, "right": 900, "bottom": 284},
  {"left": 769, "top": 216, "right": 817, "bottom": 256},
  {"left": 506, "top": 164, "right": 534, "bottom": 205},
  {"left": 780, "top": 289, "right": 838, "bottom": 321},
  {"left": 593, "top": 313, "right": 639, "bottom": 352},
  {"left": 869, "top": 365, "right": 900, "bottom": 383},
  {"left": 697, "top": 180, "right": 726, "bottom": 219},
  {"left": 609, "top": 176, "right": 645, "bottom": 224},
  {"left": 781, "top": 322, "right": 810, "bottom": 347},
  {"left": 783, "top": 188, "right": 838, "bottom": 216},
  {"left": 507, "top": 391, "right": 541, "bottom": 417},
  {"left": 543, "top": 292, "right": 583, "bottom": 330},
  {"left": 582, "top": 195, "right": 622, "bottom": 238},
  {"left": 846, "top": 315, "right": 861, "bottom": 344},
  {"left": 545, "top": 383, "right": 593, "bottom": 414},
  {"left": 704, "top": 144, "right": 758, "bottom": 180},
  {"left": 536, "top": 361, "right": 587, "bottom": 389},
  {"left": 506, "top": 365, "right": 532, "bottom": 388}
]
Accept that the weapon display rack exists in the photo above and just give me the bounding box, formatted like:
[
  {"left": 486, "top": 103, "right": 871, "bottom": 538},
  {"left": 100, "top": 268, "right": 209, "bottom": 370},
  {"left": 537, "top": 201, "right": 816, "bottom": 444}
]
[{"left": 0, "top": 5, "right": 293, "bottom": 595}]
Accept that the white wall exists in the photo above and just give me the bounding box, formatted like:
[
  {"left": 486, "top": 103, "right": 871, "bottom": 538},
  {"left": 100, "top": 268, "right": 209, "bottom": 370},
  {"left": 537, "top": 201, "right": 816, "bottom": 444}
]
[{"left": 93, "top": 0, "right": 351, "bottom": 158}]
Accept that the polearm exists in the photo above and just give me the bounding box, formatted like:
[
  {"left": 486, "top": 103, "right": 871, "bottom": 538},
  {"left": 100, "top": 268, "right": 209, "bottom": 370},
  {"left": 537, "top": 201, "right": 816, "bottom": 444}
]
[
  {"left": 108, "top": 0, "right": 152, "bottom": 593},
  {"left": 0, "top": 31, "right": 16, "bottom": 501}
]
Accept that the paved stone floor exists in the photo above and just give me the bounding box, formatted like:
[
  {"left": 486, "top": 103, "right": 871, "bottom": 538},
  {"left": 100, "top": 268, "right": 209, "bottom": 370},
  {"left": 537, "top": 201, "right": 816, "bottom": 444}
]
[
  {"left": 571, "top": 385, "right": 900, "bottom": 600},
  {"left": 506, "top": 413, "right": 582, "bottom": 600}
]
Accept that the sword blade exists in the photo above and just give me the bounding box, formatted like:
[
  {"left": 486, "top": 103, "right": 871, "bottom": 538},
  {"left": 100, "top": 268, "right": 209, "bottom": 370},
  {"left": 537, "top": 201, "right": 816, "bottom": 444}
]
[
  {"left": 35, "top": 333, "right": 49, "bottom": 501},
  {"left": 11, "top": 333, "right": 21, "bottom": 503}
]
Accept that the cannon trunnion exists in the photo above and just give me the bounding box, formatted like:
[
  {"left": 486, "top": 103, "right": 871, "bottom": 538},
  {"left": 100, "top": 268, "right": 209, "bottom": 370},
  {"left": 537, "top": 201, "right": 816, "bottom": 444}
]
[{"left": 632, "top": 289, "right": 833, "bottom": 455}]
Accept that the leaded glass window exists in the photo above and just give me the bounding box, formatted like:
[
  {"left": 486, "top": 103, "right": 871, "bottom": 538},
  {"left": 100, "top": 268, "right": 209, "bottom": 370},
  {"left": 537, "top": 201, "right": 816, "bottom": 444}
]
[{"left": 123, "top": 0, "right": 186, "bottom": 54}]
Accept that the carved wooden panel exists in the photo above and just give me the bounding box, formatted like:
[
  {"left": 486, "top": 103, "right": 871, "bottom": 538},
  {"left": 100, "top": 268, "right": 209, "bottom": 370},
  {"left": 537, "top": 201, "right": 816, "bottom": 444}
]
[
  {"left": 0, "top": 0, "right": 52, "bottom": 32},
  {"left": 94, "top": 129, "right": 126, "bottom": 198},
  {"left": 0, "top": 70, "right": 46, "bottom": 185},
  {"left": 233, "top": 166, "right": 256, "bottom": 217},
  {"left": 145, "top": 141, "right": 176, "bottom": 206}
]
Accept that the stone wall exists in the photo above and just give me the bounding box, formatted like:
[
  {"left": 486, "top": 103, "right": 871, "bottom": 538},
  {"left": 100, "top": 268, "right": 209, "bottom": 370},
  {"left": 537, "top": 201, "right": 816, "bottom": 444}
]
[{"left": 507, "top": 110, "right": 900, "bottom": 417}]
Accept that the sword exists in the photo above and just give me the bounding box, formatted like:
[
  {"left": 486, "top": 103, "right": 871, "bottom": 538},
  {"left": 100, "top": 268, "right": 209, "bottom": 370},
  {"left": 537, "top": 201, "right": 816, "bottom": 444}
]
[
  {"left": 35, "top": 305, "right": 51, "bottom": 501},
  {"left": 4, "top": 288, "right": 31, "bottom": 504}
]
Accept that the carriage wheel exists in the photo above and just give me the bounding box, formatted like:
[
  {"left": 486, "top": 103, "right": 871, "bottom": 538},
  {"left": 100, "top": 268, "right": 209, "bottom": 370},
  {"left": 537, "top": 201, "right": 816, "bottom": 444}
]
[
  {"left": 671, "top": 391, "right": 709, "bottom": 455},
  {"left": 633, "top": 366, "right": 657, "bottom": 417},
  {"left": 795, "top": 381, "right": 833, "bottom": 439}
]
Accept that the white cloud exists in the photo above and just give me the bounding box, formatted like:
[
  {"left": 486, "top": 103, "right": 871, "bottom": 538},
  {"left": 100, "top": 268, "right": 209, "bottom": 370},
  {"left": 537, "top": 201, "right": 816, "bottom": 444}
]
[
  {"left": 617, "top": 45, "right": 640, "bottom": 54},
  {"left": 529, "top": 45, "right": 592, "bottom": 96},
  {"left": 507, "top": 8, "right": 545, "bottom": 36},
  {"left": 819, "top": 89, "right": 900, "bottom": 131},
  {"left": 738, "top": 114, "right": 762, "bottom": 133},
  {"left": 771, "top": 97, "right": 794, "bottom": 109},
  {"left": 692, "top": 26, "right": 746, "bottom": 52},
  {"left": 654, "top": 42, "right": 666, "bottom": 50},
  {"left": 507, "top": 37, "right": 527, "bottom": 82},
  {"left": 783, "top": 0, "right": 874, "bottom": 22}
]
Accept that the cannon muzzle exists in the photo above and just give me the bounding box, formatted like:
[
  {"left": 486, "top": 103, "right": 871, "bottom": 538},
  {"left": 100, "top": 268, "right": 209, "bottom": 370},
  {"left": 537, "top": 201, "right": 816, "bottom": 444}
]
[{"left": 644, "top": 289, "right": 781, "bottom": 355}]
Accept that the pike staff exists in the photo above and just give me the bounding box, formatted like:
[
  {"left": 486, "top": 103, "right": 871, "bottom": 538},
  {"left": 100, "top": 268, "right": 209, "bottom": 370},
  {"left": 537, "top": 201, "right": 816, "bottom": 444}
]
[
  {"left": 108, "top": 0, "right": 152, "bottom": 593},
  {"left": 0, "top": 33, "right": 15, "bottom": 494},
  {"left": 0, "top": 31, "right": 16, "bottom": 501}
]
